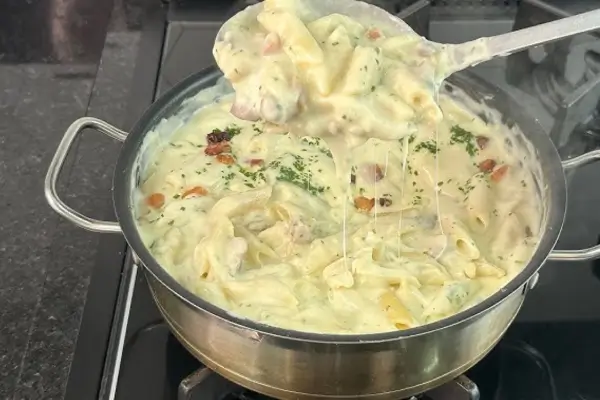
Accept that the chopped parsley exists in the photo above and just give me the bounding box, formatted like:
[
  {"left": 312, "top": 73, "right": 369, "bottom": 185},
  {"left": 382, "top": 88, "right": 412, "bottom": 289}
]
[
  {"left": 277, "top": 166, "right": 326, "bottom": 196},
  {"left": 238, "top": 166, "right": 266, "bottom": 183},
  {"left": 450, "top": 125, "right": 478, "bottom": 156},
  {"left": 301, "top": 137, "right": 333, "bottom": 158},
  {"left": 225, "top": 125, "right": 242, "bottom": 137},
  {"left": 458, "top": 173, "right": 489, "bottom": 199},
  {"left": 273, "top": 154, "right": 327, "bottom": 196},
  {"left": 222, "top": 171, "right": 235, "bottom": 182},
  {"left": 414, "top": 140, "right": 439, "bottom": 154}
]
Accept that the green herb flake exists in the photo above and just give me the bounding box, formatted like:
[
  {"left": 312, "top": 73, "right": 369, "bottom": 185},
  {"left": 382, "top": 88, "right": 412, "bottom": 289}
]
[
  {"left": 414, "top": 140, "right": 439, "bottom": 154},
  {"left": 224, "top": 125, "right": 242, "bottom": 137},
  {"left": 450, "top": 125, "right": 478, "bottom": 156}
]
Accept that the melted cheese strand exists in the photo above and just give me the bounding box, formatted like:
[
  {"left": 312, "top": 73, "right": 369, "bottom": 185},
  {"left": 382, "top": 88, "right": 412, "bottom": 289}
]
[
  {"left": 398, "top": 135, "right": 410, "bottom": 258},
  {"left": 135, "top": 0, "right": 544, "bottom": 334}
]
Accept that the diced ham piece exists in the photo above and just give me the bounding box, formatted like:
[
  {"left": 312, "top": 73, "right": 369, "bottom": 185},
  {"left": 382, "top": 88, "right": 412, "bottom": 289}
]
[
  {"left": 205, "top": 141, "right": 231, "bottom": 156},
  {"left": 226, "top": 237, "right": 248, "bottom": 275},
  {"left": 491, "top": 165, "right": 509, "bottom": 182},
  {"left": 476, "top": 135, "right": 489, "bottom": 150},
  {"left": 262, "top": 32, "right": 281, "bottom": 55},
  {"left": 289, "top": 220, "right": 311, "bottom": 244},
  {"left": 358, "top": 163, "right": 384, "bottom": 183},
  {"left": 230, "top": 97, "right": 260, "bottom": 121},
  {"left": 366, "top": 28, "right": 382, "bottom": 40},
  {"left": 478, "top": 159, "right": 496, "bottom": 173}
]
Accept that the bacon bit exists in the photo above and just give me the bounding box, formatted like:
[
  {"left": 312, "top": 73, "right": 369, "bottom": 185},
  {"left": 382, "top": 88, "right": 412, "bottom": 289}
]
[
  {"left": 478, "top": 159, "right": 497, "bottom": 173},
  {"left": 146, "top": 193, "right": 165, "bottom": 209},
  {"left": 490, "top": 165, "right": 509, "bottom": 182},
  {"left": 216, "top": 154, "right": 236, "bottom": 165},
  {"left": 262, "top": 32, "right": 281, "bottom": 55},
  {"left": 249, "top": 158, "right": 264, "bottom": 167},
  {"left": 378, "top": 197, "right": 392, "bottom": 207},
  {"left": 206, "top": 129, "right": 232, "bottom": 144},
  {"left": 182, "top": 186, "right": 208, "bottom": 198},
  {"left": 366, "top": 28, "right": 382, "bottom": 40},
  {"left": 205, "top": 141, "right": 231, "bottom": 156},
  {"left": 354, "top": 196, "right": 375, "bottom": 212},
  {"left": 476, "top": 135, "right": 489, "bottom": 150}
]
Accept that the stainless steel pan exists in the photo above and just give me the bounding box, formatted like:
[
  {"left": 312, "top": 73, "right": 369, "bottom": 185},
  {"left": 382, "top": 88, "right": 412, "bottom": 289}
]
[{"left": 45, "top": 67, "right": 600, "bottom": 399}]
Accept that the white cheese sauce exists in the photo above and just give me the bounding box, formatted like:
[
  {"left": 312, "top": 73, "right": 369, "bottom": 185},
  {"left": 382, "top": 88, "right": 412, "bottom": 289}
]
[{"left": 133, "top": 0, "right": 542, "bottom": 334}]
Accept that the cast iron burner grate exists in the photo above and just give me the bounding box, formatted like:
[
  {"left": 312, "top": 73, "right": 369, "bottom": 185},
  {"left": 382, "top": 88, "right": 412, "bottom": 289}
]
[{"left": 177, "top": 368, "right": 480, "bottom": 400}]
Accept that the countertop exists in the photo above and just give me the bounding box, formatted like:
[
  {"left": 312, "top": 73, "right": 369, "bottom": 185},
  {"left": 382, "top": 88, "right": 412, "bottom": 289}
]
[{"left": 0, "top": 0, "right": 153, "bottom": 398}]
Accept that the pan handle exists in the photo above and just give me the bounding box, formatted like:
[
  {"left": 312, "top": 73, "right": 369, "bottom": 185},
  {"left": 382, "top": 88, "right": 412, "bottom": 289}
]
[
  {"left": 45, "top": 117, "right": 127, "bottom": 234},
  {"left": 548, "top": 149, "right": 600, "bottom": 261}
]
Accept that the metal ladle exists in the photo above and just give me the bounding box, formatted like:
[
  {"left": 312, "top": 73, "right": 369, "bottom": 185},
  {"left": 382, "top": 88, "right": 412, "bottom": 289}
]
[{"left": 217, "top": 0, "right": 600, "bottom": 80}]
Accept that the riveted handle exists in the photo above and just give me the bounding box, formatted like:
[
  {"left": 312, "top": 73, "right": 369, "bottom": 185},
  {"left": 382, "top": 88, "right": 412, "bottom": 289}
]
[
  {"left": 548, "top": 149, "right": 600, "bottom": 261},
  {"left": 45, "top": 117, "right": 127, "bottom": 233}
]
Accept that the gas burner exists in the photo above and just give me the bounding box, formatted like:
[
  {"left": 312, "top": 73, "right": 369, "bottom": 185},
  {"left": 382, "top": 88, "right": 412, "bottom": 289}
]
[{"left": 178, "top": 368, "right": 480, "bottom": 400}]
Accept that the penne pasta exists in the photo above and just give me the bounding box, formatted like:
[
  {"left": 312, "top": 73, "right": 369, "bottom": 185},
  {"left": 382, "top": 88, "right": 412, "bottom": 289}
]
[{"left": 136, "top": 0, "right": 542, "bottom": 334}]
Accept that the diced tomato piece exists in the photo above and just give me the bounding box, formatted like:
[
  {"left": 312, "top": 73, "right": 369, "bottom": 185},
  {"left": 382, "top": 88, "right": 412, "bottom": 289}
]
[
  {"left": 205, "top": 141, "right": 231, "bottom": 156},
  {"left": 182, "top": 186, "right": 208, "bottom": 198},
  {"left": 146, "top": 193, "right": 165, "bottom": 209},
  {"left": 216, "top": 154, "right": 236, "bottom": 165},
  {"left": 354, "top": 196, "right": 375, "bottom": 212}
]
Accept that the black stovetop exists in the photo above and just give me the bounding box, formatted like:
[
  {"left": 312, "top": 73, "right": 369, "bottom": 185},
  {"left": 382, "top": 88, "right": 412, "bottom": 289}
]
[{"left": 64, "top": 1, "right": 600, "bottom": 399}]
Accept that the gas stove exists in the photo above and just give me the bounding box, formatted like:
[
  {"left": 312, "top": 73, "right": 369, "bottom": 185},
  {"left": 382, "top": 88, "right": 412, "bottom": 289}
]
[{"left": 64, "top": 1, "right": 600, "bottom": 399}]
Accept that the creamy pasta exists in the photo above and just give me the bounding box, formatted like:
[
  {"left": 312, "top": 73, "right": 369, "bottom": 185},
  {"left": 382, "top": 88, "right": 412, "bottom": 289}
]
[
  {"left": 135, "top": 0, "right": 541, "bottom": 334},
  {"left": 136, "top": 93, "right": 540, "bottom": 333},
  {"left": 212, "top": 0, "right": 469, "bottom": 143}
]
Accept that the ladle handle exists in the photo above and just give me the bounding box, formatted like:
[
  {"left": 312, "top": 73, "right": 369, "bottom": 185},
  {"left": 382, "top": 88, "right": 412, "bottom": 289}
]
[{"left": 448, "top": 8, "right": 600, "bottom": 74}]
